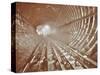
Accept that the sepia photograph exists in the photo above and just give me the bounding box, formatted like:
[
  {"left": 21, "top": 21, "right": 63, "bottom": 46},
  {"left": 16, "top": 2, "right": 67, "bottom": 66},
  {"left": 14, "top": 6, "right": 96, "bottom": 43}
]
[{"left": 11, "top": 2, "right": 97, "bottom": 73}]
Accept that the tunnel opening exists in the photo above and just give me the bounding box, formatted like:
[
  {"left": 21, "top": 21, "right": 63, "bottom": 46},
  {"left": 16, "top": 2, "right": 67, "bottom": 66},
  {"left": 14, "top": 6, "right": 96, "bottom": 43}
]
[
  {"left": 36, "top": 24, "right": 57, "bottom": 37},
  {"left": 36, "top": 24, "right": 51, "bottom": 36}
]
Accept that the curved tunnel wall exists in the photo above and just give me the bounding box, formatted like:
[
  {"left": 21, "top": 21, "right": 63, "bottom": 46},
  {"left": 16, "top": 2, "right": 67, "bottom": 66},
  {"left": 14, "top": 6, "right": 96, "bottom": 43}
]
[{"left": 12, "top": 2, "right": 97, "bottom": 72}]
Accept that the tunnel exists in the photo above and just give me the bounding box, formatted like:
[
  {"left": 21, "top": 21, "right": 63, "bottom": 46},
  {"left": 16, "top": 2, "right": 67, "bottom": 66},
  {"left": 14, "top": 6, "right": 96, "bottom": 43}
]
[{"left": 11, "top": 2, "right": 97, "bottom": 72}]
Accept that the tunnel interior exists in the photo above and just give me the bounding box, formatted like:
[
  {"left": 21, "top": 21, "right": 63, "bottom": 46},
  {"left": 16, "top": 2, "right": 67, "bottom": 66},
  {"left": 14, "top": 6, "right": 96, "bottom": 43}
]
[{"left": 12, "top": 2, "right": 97, "bottom": 72}]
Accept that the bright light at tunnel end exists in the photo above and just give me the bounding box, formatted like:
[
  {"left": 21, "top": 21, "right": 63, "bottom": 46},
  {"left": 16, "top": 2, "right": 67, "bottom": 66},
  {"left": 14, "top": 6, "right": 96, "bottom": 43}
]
[{"left": 36, "top": 24, "right": 55, "bottom": 36}]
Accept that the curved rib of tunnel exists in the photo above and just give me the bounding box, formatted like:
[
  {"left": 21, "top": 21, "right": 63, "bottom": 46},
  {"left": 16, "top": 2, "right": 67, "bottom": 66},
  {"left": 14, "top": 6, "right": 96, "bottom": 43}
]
[{"left": 15, "top": 3, "right": 97, "bottom": 72}]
